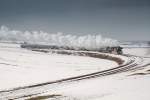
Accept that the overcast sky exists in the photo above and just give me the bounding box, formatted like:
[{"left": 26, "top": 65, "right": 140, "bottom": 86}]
[{"left": 0, "top": 0, "right": 150, "bottom": 41}]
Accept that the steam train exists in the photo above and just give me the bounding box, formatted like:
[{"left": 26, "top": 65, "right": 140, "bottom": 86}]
[
  {"left": 20, "top": 43, "right": 123, "bottom": 55},
  {"left": 105, "top": 46, "right": 123, "bottom": 55}
]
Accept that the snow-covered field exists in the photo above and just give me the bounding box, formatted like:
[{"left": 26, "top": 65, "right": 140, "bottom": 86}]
[
  {"left": 0, "top": 42, "right": 118, "bottom": 91},
  {"left": 23, "top": 42, "right": 150, "bottom": 100},
  {"left": 0, "top": 41, "right": 150, "bottom": 100},
  {"left": 41, "top": 47, "right": 150, "bottom": 100},
  {"left": 123, "top": 48, "right": 150, "bottom": 57},
  {"left": 40, "top": 44, "right": 149, "bottom": 100}
]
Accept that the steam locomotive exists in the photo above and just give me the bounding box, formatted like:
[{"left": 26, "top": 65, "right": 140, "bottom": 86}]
[{"left": 21, "top": 43, "right": 123, "bottom": 55}]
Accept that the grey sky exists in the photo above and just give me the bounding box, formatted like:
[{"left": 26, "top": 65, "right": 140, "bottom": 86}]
[{"left": 0, "top": 0, "right": 150, "bottom": 41}]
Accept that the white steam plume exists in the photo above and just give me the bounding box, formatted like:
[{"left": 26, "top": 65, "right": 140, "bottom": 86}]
[{"left": 0, "top": 26, "right": 119, "bottom": 50}]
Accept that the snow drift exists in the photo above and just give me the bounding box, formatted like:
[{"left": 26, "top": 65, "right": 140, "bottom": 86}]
[{"left": 0, "top": 26, "right": 119, "bottom": 50}]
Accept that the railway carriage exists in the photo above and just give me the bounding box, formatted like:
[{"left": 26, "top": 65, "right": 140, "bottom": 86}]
[{"left": 21, "top": 43, "right": 123, "bottom": 55}]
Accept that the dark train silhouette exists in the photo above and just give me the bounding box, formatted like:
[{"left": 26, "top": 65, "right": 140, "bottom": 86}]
[{"left": 21, "top": 43, "right": 123, "bottom": 55}]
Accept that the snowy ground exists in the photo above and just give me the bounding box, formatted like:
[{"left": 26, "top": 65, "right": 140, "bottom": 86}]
[
  {"left": 43, "top": 48, "right": 149, "bottom": 100},
  {"left": 26, "top": 45, "right": 150, "bottom": 100},
  {"left": 0, "top": 42, "right": 118, "bottom": 91},
  {"left": 123, "top": 47, "right": 150, "bottom": 57},
  {"left": 0, "top": 42, "right": 150, "bottom": 100}
]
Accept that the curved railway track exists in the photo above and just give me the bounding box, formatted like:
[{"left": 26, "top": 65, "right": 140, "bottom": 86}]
[{"left": 0, "top": 50, "right": 144, "bottom": 99}]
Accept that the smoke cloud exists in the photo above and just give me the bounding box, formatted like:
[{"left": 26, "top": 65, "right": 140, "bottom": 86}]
[{"left": 0, "top": 26, "right": 119, "bottom": 50}]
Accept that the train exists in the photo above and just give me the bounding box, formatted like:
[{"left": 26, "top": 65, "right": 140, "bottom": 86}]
[{"left": 20, "top": 43, "right": 123, "bottom": 55}]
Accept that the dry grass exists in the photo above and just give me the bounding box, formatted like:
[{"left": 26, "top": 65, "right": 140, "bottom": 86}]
[
  {"left": 26, "top": 94, "right": 61, "bottom": 100},
  {"left": 130, "top": 72, "right": 150, "bottom": 76}
]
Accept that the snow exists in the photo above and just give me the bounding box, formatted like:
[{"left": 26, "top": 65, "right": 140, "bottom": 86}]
[
  {"left": 120, "top": 41, "right": 149, "bottom": 48},
  {"left": 123, "top": 48, "right": 150, "bottom": 57},
  {"left": 44, "top": 74, "right": 150, "bottom": 100},
  {"left": 1, "top": 41, "right": 150, "bottom": 100},
  {"left": 0, "top": 42, "right": 118, "bottom": 90},
  {"left": 33, "top": 45, "right": 150, "bottom": 100}
]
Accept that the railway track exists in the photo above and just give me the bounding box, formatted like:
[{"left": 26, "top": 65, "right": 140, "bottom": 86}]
[{"left": 0, "top": 50, "right": 143, "bottom": 100}]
